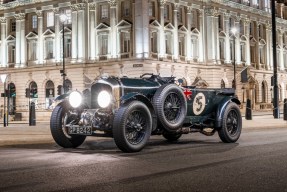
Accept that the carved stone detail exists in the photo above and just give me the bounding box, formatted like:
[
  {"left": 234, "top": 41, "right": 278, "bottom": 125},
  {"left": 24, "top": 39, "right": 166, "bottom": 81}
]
[
  {"left": 14, "top": 13, "right": 25, "bottom": 20},
  {"left": 0, "top": 17, "right": 6, "bottom": 23}
]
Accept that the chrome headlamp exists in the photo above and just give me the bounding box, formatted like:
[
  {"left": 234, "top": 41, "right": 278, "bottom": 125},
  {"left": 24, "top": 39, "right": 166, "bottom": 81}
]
[
  {"left": 69, "top": 91, "right": 82, "bottom": 108},
  {"left": 97, "top": 90, "right": 111, "bottom": 108}
]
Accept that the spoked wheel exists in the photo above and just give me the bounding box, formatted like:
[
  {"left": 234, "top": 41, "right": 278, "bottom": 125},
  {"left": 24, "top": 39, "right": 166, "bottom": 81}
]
[
  {"left": 50, "top": 103, "right": 86, "bottom": 148},
  {"left": 218, "top": 102, "right": 242, "bottom": 143},
  {"left": 113, "top": 101, "right": 152, "bottom": 152},
  {"left": 153, "top": 84, "right": 187, "bottom": 131}
]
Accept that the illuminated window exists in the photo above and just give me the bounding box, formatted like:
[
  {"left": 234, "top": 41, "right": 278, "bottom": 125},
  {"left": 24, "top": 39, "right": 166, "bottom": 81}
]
[
  {"left": 47, "top": 12, "right": 54, "bottom": 27},
  {"left": 32, "top": 15, "right": 37, "bottom": 29},
  {"left": 101, "top": 5, "right": 109, "bottom": 19}
]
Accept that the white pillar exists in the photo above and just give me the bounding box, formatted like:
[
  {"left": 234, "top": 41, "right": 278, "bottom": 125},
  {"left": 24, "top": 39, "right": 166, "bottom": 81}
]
[
  {"left": 89, "top": 3, "right": 96, "bottom": 60},
  {"left": 186, "top": 7, "right": 192, "bottom": 62},
  {"left": 14, "top": 13, "right": 26, "bottom": 68},
  {"left": 279, "top": 31, "right": 284, "bottom": 70},
  {"left": 224, "top": 13, "right": 231, "bottom": 64},
  {"left": 244, "top": 19, "right": 251, "bottom": 66},
  {"left": 0, "top": 17, "right": 7, "bottom": 67},
  {"left": 205, "top": 8, "right": 216, "bottom": 63},
  {"left": 173, "top": 4, "right": 179, "bottom": 61},
  {"left": 266, "top": 24, "right": 271, "bottom": 70},
  {"left": 109, "top": 1, "right": 118, "bottom": 59},
  {"left": 215, "top": 13, "right": 220, "bottom": 64},
  {"left": 159, "top": 1, "right": 166, "bottom": 59},
  {"left": 71, "top": 5, "right": 78, "bottom": 61},
  {"left": 198, "top": 9, "right": 204, "bottom": 63},
  {"left": 37, "top": 11, "right": 44, "bottom": 65},
  {"left": 77, "top": 3, "right": 86, "bottom": 61},
  {"left": 235, "top": 20, "right": 241, "bottom": 65},
  {"left": 54, "top": 9, "right": 60, "bottom": 63},
  {"left": 134, "top": 0, "right": 149, "bottom": 59}
]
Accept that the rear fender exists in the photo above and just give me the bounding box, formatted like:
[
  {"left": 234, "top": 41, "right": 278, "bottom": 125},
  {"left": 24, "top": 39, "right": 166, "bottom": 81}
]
[
  {"left": 121, "top": 93, "right": 157, "bottom": 131},
  {"left": 215, "top": 97, "right": 241, "bottom": 128}
]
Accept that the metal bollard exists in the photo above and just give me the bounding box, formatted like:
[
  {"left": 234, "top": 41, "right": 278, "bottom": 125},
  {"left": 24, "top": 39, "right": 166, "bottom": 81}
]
[
  {"left": 29, "top": 102, "right": 36, "bottom": 126},
  {"left": 245, "top": 99, "right": 252, "bottom": 120},
  {"left": 284, "top": 99, "right": 287, "bottom": 120}
]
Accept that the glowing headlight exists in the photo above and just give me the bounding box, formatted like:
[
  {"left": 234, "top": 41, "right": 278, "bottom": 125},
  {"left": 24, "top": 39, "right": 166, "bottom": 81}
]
[
  {"left": 98, "top": 90, "right": 111, "bottom": 108},
  {"left": 69, "top": 91, "right": 82, "bottom": 108}
]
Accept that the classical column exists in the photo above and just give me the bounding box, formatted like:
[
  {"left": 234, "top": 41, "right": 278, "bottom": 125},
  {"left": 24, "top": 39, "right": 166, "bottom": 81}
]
[
  {"left": 244, "top": 19, "right": 251, "bottom": 66},
  {"left": 266, "top": 24, "right": 271, "bottom": 70},
  {"left": 0, "top": 17, "right": 7, "bottom": 67},
  {"left": 205, "top": 9, "right": 217, "bottom": 63},
  {"left": 224, "top": 13, "right": 231, "bottom": 64},
  {"left": 36, "top": 10, "right": 44, "bottom": 65},
  {"left": 159, "top": 0, "right": 166, "bottom": 59},
  {"left": 235, "top": 18, "right": 241, "bottom": 65},
  {"left": 77, "top": 3, "right": 86, "bottom": 61},
  {"left": 255, "top": 21, "right": 260, "bottom": 69},
  {"left": 109, "top": 0, "right": 118, "bottom": 59},
  {"left": 173, "top": 3, "right": 179, "bottom": 61},
  {"left": 54, "top": 8, "right": 61, "bottom": 63},
  {"left": 215, "top": 12, "right": 220, "bottom": 64},
  {"left": 279, "top": 30, "right": 284, "bottom": 70},
  {"left": 89, "top": 3, "right": 96, "bottom": 60},
  {"left": 14, "top": 13, "right": 26, "bottom": 68},
  {"left": 134, "top": 0, "right": 149, "bottom": 59},
  {"left": 186, "top": 7, "right": 192, "bottom": 62},
  {"left": 198, "top": 9, "right": 204, "bottom": 63},
  {"left": 70, "top": 5, "right": 78, "bottom": 62}
]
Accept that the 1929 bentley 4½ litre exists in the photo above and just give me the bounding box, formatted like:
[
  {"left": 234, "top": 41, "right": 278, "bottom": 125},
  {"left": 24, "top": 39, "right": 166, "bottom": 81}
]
[{"left": 50, "top": 73, "right": 242, "bottom": 152}]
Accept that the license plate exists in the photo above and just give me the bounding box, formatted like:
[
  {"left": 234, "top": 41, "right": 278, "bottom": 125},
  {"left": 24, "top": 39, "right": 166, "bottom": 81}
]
[{"left": 68, "top": 126, "right": 93, "bottom": 135}]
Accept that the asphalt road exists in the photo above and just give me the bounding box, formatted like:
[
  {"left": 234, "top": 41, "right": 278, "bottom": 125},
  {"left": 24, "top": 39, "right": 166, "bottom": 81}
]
[{"left": 1, "top": 127, "right": 287, "bottom": 192}]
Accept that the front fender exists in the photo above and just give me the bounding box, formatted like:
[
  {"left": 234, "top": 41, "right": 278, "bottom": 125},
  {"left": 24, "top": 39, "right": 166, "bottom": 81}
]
[{"left": 215, "top": 97, "right": 241, "bottom": 128}]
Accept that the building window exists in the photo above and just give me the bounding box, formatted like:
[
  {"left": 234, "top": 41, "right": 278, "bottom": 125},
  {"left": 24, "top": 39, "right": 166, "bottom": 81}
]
[
  {"left": 28, "top": 40, "right": 37, "bottom": 61},
  {"left": 99, "top": 34, "right": 108, "bottom": 55},
  {"left": 120, "top": 32, "right": 130, "bottom": 57},
  {"left": 32, "top": 15, "right": 37, "bottom": 29},
  {"left": 101, "top": 5, "right": 109, "bottom": 19},
  {"left": 191, "top": 38, "right": 199, "bottom": 59},
  {"left": 64, "top": 79, "right": 72, "bottom": 93},
  {"left": 219, "top": 39, "right": 225, "bottom": 60},
  {"left": 45, "top": 80, "right": 54, "bottom": 109},
  {"left": 8, "top": 45, "right": 15, "bottom": 63},
  {"left": 121, "top": 1, "right": 130, "bottom": 17},
  {"left": 66, "top": 38, "right": 71, "bottom": 58},
  {"left": 151, "top": 32, "right": 158, "bottom": 53},
  {"left": 165, "top": 33, "right": 172, "bottom": 55},
  {"left": 45, "top": 38, "right": 54, "bottom": 59},
  {"left": 11, "top": 19, "right": 16, "bottom": 32},
  {"left": 218, "top": 15, "right": 223, "bottom": 31},
  {"left": 164, "top": 5, "right": 169, "bottom": 20},
  {"left": 240, "top": 43, "right": 246, "bottom": 62},
  {"left": 178, "top": 36, "right": 185, "bottom": 57},
  {"left": 149, "top": 2, "right": 155, "bottom": 17},
  {"left": 47, "top": 12, "right": 54, "bottom": 27},
  {"left": 29, "top": 81, "right": 38, "bottom": 99},
  {"left": 177, "top": 8, "right": 183, "bottom": 23},
  {"left": 221, "top": 79, "right": 225, "bottom": 89}
]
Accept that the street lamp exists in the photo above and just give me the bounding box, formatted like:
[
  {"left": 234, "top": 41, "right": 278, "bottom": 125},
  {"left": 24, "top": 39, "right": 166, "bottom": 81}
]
[
  {"left": 231, "top": 27, "right": 237, "bottom": 90},
  {"left": 0, "top": 74, "right": 7, "bottom": 127},
  {"left": 60, "top": 14, "right": 67, "bottom": 94}
]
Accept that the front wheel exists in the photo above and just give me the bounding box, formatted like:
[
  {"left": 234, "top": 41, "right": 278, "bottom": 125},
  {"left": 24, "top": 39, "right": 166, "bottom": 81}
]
[
  {"left": 218, "top": 102, "right": 242, "bottom": 143},
  {"left": 113, "top": 101, "right": 152, "bottom": 152},
  {"left": 50, "top": 104, "right": 86, "bottom": 148}
]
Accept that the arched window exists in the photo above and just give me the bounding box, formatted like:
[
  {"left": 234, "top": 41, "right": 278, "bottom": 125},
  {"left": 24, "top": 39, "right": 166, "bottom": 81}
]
[
  {"left": 29, "top": 81, "right": 38, "bottom": 98},
  {"left": 221, "top": 79, "right": 225, "bottom": 89},
  {"left": 8, "top": 83, "right": 16, "bottom": 115},
  {"left": 45, "top": 80, "right": 54, "bottom": 109},
  {"left": 64, "top": 79, "right": 72, "bottom": 93}
]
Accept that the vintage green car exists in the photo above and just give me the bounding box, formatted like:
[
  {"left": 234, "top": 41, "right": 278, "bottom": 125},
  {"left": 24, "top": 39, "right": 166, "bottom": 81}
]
[{"left": 50, "top": 74, "right": 242, "bottom": 152}]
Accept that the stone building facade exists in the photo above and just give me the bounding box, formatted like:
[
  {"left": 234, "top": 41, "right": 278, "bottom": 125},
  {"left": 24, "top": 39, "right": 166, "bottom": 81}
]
[{"left": 0, "top": 0, "right": 286, "bottom": 121}]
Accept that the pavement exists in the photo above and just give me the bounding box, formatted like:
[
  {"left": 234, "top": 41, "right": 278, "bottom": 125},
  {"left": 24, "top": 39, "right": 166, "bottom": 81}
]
[{"left": 0, "top": 111, "right": 286, "bottom": 146}]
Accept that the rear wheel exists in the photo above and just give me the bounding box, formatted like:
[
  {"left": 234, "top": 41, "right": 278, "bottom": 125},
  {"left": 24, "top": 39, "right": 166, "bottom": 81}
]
[
  {"left": 50, "top": 104, "right": 86, "bottom": 148},
  {"left": 113, "top": 101, "right": 152, "bottom": 152},
  {"left": 218, "top": 102, "right": 242, "bottom": 143}
]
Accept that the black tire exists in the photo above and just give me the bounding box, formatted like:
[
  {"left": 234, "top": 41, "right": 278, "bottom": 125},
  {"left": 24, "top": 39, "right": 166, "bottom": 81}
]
[
  {"left": 113, "top": 101, "right": 152, "bottom": 153},
  {"left": 153, "top": 84, "right": 187, "bottom": 131},
  {"left": 162, "top": 131, "right": 182, "bottom": 142},
  {"left": 50, "top": 104, "right": 86, "bottom": 148},
  {"left": 218, "top": 102, "right": 242, "bottom": 143}
]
